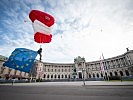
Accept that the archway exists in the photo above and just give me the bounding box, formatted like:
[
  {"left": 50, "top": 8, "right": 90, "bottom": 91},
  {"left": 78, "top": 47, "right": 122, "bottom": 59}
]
[
  {"left": 51, "top": 75, "right": 53, "bottom": 79},
  {"left": 79, "top": 72, "right": 82, "bottom": 79},
  {"left": 93, "top": 73, "right": 95, "bottom": 78},
  {"left": 101, "top": 73, "right": 103, "bottom": 77},
  {"left": 55, "top": 74, "right": 57, "bottom": 79},
  {"left": 65, "top": 75, "right": 67, "bottom": 78},
  {"left": 114, "top": 71, "right": 118, "bottom": 76},
  {"left": 62, "top": 74, "right": 64, "bottom": 78},
  {"left": 97, "top": 73, "right": 99, "bottom": 78},
  {"left": 119, "top": 71, "right": 123, "bottom": 76},
  {"left": 43, "top": 74, "right": 46, "bottom": 78},
  {"left": 89, "top": 74, "right": 91, "bottom": 78},
  {"left": 58, "top": 75, "right": 60, "bottom": 79},
  {"left": 125, "top": 70, "right": 129, "bottom": 76},
  {"left": 110, "top": 72, "right": 113, "bottom": 76}
]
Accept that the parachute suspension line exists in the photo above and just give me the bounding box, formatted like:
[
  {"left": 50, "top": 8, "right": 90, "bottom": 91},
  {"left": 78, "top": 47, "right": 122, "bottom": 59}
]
[
  {"left": 40, "top": 45, "right": 42, "bottom": 48},
  {"left": 39, "top": 33, "right": 42, "bottom": 50},
  {"left": 39, "top": 33, "right": 42, "bottom": 62}
]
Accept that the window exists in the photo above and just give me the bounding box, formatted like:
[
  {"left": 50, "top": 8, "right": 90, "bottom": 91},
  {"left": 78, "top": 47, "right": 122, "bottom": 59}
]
[
  {"left": 119, "top": 71, "right": 123, "bottom": 76},
  {"left": 101, "top": 73, "right": 103, "bottom": 77},
  {"left": 62, "top": 74, "right": 64, "bottom": 78},
  {"left": 93, "top": 73, "right": 95, "bottom": 78},
  {"left": 125, "top": 70, "right": 129, "bottom": 76},
  {"left": 65, "top": 75, "right": 67, "bottom": 78},
  {"left": 105, "top": 72, "right": 107, "bottom": 76},
  {"left": 89, "top": 74, "right": 91, "bottom": 78},
  {"left": 68, "top": 75, "right": 70, "bottom": 79},
  {"left": 44, "top": 68, "right": 46, "bottom": 72},
  {"left": 114, "top": 71, "right": 118, "bottom": 76},
  {"left": 55, "top": 74, "right": 56, "bottom": 79},
  {"left": 44, "top": 74, "right": 46, "bottom": 78},
  {"left": 51, "top": 75, "right": 53, "bottom": 78},
  {"left": 110, "top": 72, "right": 113, "bottom": 76},
  {"left": 58, "top": 75, "right": 60, "bottom": 79},
  {"left": 97, "top": 73, "right": 99, "bottom": 78}
]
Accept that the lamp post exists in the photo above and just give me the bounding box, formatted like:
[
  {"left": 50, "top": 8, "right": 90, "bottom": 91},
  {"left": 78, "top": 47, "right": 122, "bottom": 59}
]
[{"left": 82, "top": 68, "right": 86, "bottom": 86}]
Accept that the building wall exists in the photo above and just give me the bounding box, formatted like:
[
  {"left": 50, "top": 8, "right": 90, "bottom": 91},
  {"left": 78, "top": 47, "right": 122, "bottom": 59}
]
[
  {"left": 33, "top": 50, "right": 133, "bottom": 80},
  {"left": 33, "top": 61, "right": 74, "bottom": 80}
]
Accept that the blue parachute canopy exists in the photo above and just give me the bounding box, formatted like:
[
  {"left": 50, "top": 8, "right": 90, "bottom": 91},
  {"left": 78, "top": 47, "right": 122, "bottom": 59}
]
[{"left": 3, "top": 48, "right": 38, "bottom": 73}]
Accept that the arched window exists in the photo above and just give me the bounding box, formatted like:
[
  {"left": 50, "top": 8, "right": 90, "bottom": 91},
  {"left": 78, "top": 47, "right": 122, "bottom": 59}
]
[
  {"left": 89, "top": 74, "right": 91, "bottom": 78},
  {"left": 105, "top": 72, "right": 107, "bottom": 76},
  {"left": 43, "top": 74, "right": 46, "bottom": 78},
  {"left": 58, "top": 75, "right": 60, "bottom": 79},
  {"left": 51, "top": 75, "right": 53, "bottom": 78},
  {"left": 62, "top": 74, "right": 64, "bottom": 78},
  {"left": 119, "top": 71, "right": 123, "bottom": 76},
  {"left": 125, "top": 70, "right": 129, "bottom": 76},
  {"left": 55, "top": 74, "right": 57, "bottom": 79},
  {"left": 101, "top": 73, "right": 103, "bottom": 77},
  {"left": 68, "top": 75, "right": 70, "bottom": 79},
  {"left": 93, "top": 73, "right": 95, "bottom": 78},
  {"left": 97, "top": 73, "right": 99, "bottom": 78},
  {"left": 65, "top": 75, "right": 67, "bottom": 78},
  {"left": 110, "top": 72, "right": 113, "bottom": 76},
  {"left": 114, "top": 71, "right": 118, "bottom": 76}
]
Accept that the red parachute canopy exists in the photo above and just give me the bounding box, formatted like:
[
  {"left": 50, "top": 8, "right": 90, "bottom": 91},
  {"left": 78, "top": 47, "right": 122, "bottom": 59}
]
[
  {"left": 34, "top": 32, "right": 52, "bottom": 43},
  {"left": 29, "top": 10, "right": 54, "bottom": 27},
  {"left": 29, "top": 10, "right": 55, "bottom": 43}
]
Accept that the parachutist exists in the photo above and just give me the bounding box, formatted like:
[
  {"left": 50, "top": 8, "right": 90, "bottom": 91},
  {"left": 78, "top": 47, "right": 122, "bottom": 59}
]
[{"left": 37, "top": 48, "right": 42, "bottom": 61}]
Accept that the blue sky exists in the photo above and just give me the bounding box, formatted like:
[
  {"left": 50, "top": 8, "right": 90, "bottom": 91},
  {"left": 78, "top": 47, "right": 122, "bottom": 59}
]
[{"left": 0, "top": 0, "right": 133, "bottom": 63}]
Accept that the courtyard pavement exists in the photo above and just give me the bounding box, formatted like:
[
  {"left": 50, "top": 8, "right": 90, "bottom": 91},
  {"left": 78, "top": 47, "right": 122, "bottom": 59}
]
[
  {"left": 0, "top": 81, "right": 133, "bottom": 86},
  {"left": 1, "top": 81, "right": 133, "bottom": 100}
]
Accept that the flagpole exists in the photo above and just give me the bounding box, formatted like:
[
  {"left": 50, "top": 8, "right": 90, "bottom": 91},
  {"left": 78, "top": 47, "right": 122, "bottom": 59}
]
[
  {"left": 100, "top": 56, "right": 105, "bottom": 81},
  {"left": 102, "top": 53, "right": 109, "bottom": 81}
]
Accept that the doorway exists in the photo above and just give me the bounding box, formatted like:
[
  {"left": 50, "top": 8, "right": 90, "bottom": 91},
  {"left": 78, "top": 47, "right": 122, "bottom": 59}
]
[{"left": 79, "top": 72, "right": 82, "bottom": 79}]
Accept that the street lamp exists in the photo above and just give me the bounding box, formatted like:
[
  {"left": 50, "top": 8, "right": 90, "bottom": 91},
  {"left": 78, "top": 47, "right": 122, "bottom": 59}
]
[{"left": 82, "top": 68, "right": 86, "bottom": 86}]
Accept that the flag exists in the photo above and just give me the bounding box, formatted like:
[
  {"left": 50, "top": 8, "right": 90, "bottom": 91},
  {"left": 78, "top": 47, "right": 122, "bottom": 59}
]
[
  {"left": 3, "top": 48, "right": 38, "bottom": 73},
  {"left": 100, "top": 55, "right": 105, "bottom": 71}
]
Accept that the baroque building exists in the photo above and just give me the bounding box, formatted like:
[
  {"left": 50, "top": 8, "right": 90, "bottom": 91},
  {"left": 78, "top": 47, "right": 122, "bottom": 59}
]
[
  {"left": 33, "top": 50, "right": 133, "bottom": 80},
  {"left": 0, "top": 50, "right": 133, "bottom": 80}
]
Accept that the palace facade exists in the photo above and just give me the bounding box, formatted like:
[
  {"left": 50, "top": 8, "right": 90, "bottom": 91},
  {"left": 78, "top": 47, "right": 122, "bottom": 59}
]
[
  {"left": 33, "top": 50, "right": 133, "bottom": 80},
  {"left": 0, "top": 50, "right": 133, "bottom": 80}
]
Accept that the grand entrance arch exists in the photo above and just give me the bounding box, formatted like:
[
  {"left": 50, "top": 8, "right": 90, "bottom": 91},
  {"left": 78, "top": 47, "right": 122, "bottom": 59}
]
[{"left": 79, "top": 72, "right": 82, "bottom": 79}]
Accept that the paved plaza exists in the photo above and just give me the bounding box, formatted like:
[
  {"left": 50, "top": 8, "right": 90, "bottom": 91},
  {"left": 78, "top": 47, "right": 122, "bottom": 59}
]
[
  {"left": 0, "top": 81, "right": 133, "bottom": 100},
  {"left": 0, "top": 81, "right": 133, "bottom": 86}
]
